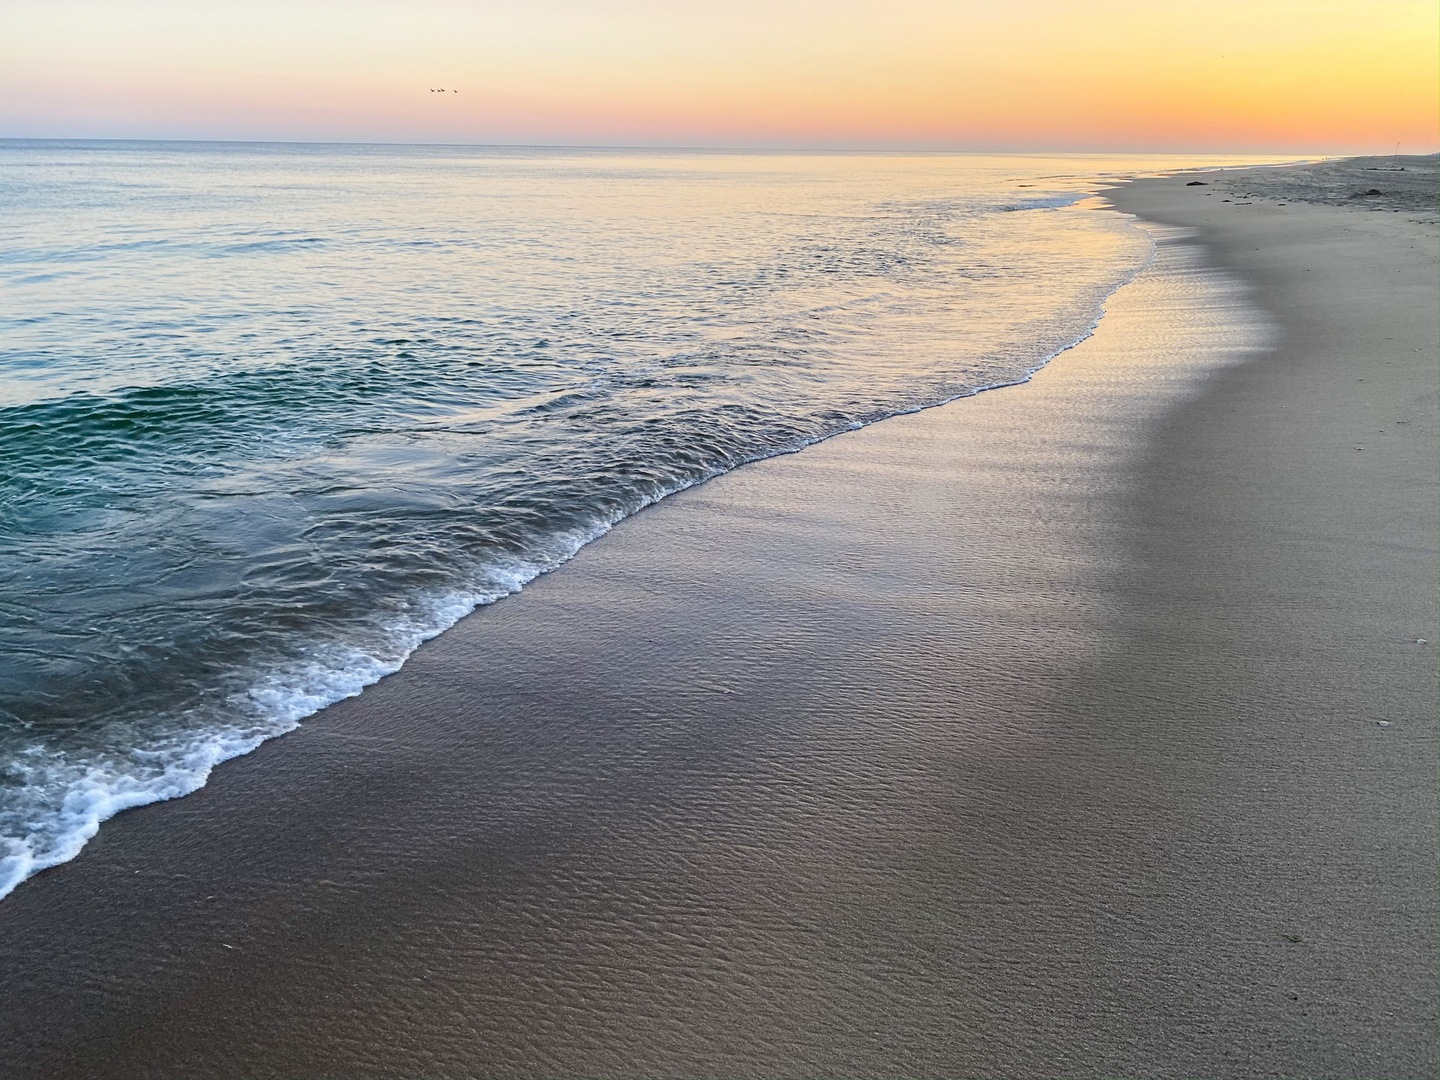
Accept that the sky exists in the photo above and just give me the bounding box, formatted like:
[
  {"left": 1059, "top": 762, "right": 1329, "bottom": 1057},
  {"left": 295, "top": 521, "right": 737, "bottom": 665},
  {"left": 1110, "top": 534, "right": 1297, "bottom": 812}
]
[{"left": 2, "top": 0, "right": 1436, "bottom": 152}]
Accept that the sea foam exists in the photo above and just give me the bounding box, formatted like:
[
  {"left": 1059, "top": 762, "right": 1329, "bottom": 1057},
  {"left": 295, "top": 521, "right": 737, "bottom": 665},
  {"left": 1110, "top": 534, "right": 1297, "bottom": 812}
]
[{"left": 0, "top": 144, "right": 1271, "bottom": 899}]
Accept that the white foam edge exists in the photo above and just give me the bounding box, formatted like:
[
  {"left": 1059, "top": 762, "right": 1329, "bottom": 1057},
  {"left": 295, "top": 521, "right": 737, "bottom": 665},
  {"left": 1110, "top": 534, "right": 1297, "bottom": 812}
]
[{"left": 0, "top": 199, "right": 1172, "bottom": 904}]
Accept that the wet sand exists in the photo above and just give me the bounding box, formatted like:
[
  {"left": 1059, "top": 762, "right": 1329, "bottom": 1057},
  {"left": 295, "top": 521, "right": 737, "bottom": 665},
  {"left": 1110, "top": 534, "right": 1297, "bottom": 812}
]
[{"left": 0, "top": 163, "right": 1435, "bottom": 1078}]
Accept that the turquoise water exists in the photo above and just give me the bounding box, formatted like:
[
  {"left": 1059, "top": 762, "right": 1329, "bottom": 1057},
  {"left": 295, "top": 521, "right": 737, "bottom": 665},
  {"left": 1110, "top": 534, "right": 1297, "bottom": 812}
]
[{"left": 0, "top": 143, "right": 1267, "bottom": 897}]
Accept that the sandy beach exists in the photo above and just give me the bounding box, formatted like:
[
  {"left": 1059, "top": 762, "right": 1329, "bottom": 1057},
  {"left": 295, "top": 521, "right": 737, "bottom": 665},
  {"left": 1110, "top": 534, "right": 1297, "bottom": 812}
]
[{"left": 0, "top": 158, "right": 1434, "bottom": 1078}]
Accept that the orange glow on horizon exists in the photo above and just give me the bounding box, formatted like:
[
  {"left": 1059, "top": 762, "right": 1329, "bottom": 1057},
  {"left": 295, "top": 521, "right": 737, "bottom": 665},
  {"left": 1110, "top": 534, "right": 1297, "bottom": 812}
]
[{"left": 2, "top": 0, "right": 1435, "bottom": 152}]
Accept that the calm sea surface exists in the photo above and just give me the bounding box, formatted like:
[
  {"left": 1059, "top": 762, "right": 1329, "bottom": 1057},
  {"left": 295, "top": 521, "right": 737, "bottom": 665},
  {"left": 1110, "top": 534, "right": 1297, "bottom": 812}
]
[{"left": 0, "top": 143, "right": 1276, "bottom": 896}]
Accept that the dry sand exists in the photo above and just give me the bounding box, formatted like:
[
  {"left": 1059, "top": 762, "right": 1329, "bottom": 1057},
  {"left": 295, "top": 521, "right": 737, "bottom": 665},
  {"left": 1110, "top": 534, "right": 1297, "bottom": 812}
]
[
  {"left": 1205, "top": 153, "right": 1438, "bottom": 220},
  {"left": 0, "top": 161, "right": 1434, "bottom": 1078}
]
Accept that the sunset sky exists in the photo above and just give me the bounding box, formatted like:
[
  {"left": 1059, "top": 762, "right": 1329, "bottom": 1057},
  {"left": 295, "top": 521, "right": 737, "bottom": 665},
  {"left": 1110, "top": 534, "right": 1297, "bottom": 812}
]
[{"left": 2, "top": 0, "right": 1436, "bottom": 151}]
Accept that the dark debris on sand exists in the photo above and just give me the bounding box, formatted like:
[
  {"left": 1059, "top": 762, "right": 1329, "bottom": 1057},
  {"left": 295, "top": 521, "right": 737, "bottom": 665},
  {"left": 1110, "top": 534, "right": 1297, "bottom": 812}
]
[{"left": 1215, "top": 155, "right": 1440, "bottom": 219}]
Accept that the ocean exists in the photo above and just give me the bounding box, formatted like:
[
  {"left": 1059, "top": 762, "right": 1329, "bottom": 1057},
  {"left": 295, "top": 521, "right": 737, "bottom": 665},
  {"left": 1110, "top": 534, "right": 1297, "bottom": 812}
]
[{"left": 0, "top": 142, "right": 1272, "bottom": 898}]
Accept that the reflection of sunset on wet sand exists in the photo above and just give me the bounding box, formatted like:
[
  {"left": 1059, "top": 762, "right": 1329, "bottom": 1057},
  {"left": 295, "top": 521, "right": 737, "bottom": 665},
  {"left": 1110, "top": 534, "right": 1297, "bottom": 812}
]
[{"left": 0, "top": 1, "right": 1435, "bottom": 1076}]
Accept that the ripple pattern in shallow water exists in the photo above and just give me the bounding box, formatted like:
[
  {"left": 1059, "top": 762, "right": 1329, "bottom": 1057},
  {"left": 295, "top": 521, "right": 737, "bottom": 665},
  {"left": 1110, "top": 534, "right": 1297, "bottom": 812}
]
[{"left": 1, "top": 144, "right": 1270, "bottom": 896}]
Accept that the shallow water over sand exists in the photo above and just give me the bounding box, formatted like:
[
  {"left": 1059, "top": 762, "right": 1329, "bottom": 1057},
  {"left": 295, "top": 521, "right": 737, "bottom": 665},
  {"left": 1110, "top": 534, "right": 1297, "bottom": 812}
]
[{"left": 0, "top": 145, "right": 1276, "bottom": 895}]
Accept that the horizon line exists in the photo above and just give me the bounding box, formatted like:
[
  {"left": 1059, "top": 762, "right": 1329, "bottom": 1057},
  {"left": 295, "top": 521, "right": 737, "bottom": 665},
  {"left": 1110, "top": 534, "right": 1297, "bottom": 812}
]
[{"left": 0, "top": 136, "right": 1386, "bottom": 158}]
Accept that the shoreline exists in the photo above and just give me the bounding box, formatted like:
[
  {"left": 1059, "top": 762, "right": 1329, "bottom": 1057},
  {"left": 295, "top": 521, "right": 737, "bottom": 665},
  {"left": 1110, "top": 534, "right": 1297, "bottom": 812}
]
[
  {"left": 1, "top": 161, "right": 1435, "bottom": 1077},
  {"left": 0, "top": 184, "right": 1149, "bottom": 905}
]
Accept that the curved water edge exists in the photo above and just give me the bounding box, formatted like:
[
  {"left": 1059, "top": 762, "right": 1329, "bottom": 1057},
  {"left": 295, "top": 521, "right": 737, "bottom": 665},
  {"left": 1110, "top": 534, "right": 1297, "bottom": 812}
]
[
  {"left": 0, "top": 148, "right": 1284, "bottom": 900},
  {"left": 0, "top": 218, "right": 1156, "bottom": 903}
]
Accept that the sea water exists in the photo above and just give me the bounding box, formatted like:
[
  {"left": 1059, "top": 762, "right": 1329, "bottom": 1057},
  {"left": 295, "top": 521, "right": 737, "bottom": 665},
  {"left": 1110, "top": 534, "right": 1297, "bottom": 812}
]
[{"left": 0, "top": 143, "right": 1277, "bottom": 897}]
